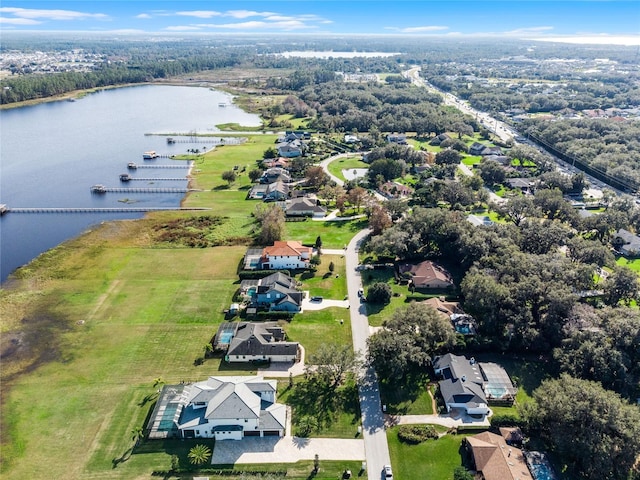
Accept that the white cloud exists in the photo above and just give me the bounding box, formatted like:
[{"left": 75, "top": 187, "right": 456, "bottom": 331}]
[
  {"left": 135, "top": 13, "right": 152, "bottom": 19},
  {"left": 0, "top": 7, "right": 108, "bottom": 21},
  {"left": 175, "top": 10, "right": 222, "bottom": 19},
  {"left": 0, "top": 16, "right": 41, "bottom": 25},
  {"left": 403, "top": 25, "right": 449, "bottom": 33},
  {"left": 503, "top": 26, "right": 554, "bottom": 35},
  {"left": 166, "top": 9, "right": 330, "bottom": 32},
  {"left": 224, "top": 10, "right": 275, "bottom": 19}
]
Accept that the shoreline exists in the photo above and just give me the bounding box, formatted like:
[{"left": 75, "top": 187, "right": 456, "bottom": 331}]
[
  {"left": 1, "top": 85, "right": 265, "bottom": 282},
  {"left": 0, "top": 79, "right": 229, "bottom": 110}
]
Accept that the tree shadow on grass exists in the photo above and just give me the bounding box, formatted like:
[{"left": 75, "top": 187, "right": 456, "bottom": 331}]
[
  {"left": 379, "top": 371, "right": 431, "bottom": 415},
  {"left": 111, "top": 447, "right": 133, "bottom": 468}
]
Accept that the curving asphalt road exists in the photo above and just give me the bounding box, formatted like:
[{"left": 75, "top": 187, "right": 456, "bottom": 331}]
[{"left": 345, "top": 228, "right": 391, "bottom": 479}]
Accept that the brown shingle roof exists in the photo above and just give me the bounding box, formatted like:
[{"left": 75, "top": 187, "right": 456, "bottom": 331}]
[
  {"left": 467, "top": 431, "right": 533, "bottom": 480},
  {"left": 398, "top": 260, "right": 454, "bottom": 288}
]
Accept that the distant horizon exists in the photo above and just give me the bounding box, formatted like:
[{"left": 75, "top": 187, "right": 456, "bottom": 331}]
[{"left": 1, "top": 1, "right": 639, "bottom": 46}]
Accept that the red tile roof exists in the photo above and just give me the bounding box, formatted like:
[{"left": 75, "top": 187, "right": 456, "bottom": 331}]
[{"left": 263, "top": 241, "right": 312, "bottom": 258}]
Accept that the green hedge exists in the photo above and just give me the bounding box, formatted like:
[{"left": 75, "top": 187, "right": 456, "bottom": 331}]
[
  {"left": 256, "top": 311, "right": 295, "bottom": 320},
  {"left": 489, "top": 413, "right": 525, "bottom": 428},
  {"left": 239, "top": 269, "right": 291, "bottom": 279},
  {"left": 397, "top": 424, "right": 439, "bottom": 444}
]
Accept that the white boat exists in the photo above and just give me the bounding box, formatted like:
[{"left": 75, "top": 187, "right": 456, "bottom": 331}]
[{"left": 143, "top": 151, "right": 159, "bottom": 160}]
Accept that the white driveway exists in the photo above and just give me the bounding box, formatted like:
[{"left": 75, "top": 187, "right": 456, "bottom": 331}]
[
  {"left": 211, "top": 436, "right": 365, "bottom": 464},
  {"left": 302, "top": 297, "right": 349, "bottom": 311}
]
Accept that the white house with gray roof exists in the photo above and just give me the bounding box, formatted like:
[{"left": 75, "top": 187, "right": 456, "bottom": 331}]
[
  {"left": 176, "top": 375, "right": 286, "bottom": 440},
  {"left": 433, "top": 353, "right": 490, "bottom": 417}
]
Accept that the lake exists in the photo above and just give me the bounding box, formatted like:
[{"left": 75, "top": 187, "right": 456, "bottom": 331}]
[
  {"left": 0, "top": 85, "right": 261, "bottom": 283},
  {"left": 279, "top": 51, "right": 400, "bottom": 58}
]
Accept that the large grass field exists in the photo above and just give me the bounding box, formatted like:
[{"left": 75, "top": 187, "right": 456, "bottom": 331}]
[{"left": 0, "top": 131, "right": 368, "bottom": 479}]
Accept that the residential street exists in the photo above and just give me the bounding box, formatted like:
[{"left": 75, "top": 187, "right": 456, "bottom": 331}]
[{"left": 345, "top": 228, "right": 392, "bottom": 480}]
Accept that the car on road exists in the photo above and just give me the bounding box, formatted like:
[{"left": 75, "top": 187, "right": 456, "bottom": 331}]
[
  {"left": 383, "top": 465, "right": 393, "bottom": 479},
  {"left": 310, "top": 296, "right": 323, "bottom": 302}
]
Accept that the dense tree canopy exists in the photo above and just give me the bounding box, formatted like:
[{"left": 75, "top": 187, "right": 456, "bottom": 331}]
[
  {"left": 526, "top": 374, "right": 640, "bottom": 480},
  {"left": 368, "top": 303, "right": 456, "bottom": 380}
]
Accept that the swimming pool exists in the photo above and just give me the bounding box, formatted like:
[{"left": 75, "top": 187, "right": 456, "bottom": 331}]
[
  {"left": 218, "top": 331, "right": 234, "bottom": 344},
  {"left": 530, "top": 463, "right": 556, "bottom": 480},
  {"left": 526, "top": 451, "right": 558, "bottom": 480}
]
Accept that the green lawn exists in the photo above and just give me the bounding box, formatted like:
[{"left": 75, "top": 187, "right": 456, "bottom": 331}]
[
  {"left": 388, "top": 428, "right": 471, "bottom": 480},
  {"left": 279, "top": 378, "right": 361, "bottom": 438},
  {"left": 285, "top": 219, "right": 368, "bottom": 249},
  {"left": 298, "top": 254, "right": 347, "bottom": 299},
  {"left": 616, "top": 256, "right": 640, "bottom": 273},
  {"left": 461, "top": 154, "right": 483, "bottom": 166},
  {"left": 327, "top": 155, "right": 369, "bottom": 182},
  {"left": 407, "top": 138, "right": 442, "bottom": 153},
  {"left": 286, "top": 307, "right": 352, "bottom": 357},
  {"left": 379, "top": 373, "right": 434, "bottom": 415}
]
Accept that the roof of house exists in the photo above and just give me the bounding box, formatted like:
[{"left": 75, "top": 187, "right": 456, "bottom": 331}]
[
  {"left": 433, "top": 353, "right": 484, "bottom": 385},
  {"left": 467, "top": 431, "right": 533, "bottom": 480},
  {"left": 286, "top": 197, "right": 327, "bottom": 214},
  {"left": 178, "top": 375, "right": 285, "bottom": 430},
  {"left": 439, "top": 376, "right": 487, "bottom": 409},
  {"left": 263, "top": 240, "right": 313, "bottom": 258},
  {"left": 398, "top": 260, "right": 454, "bottom": 288},
  {"left": 614, "top": 229, "right": 640, "bottom": 252},
  {"left": 266, "top": 180, "right": 289, "bottom": 196},
  {"left": 423, "top": 297, "right": 464, "bottom": 319},
  {"left": 226, "top": 322, "right": 299, "bottom": 358},
  {"left": 260, "top": 272, "right": 298, "bottom": 290},
  {"left": 469, "top": 142, "right": 487, "bottom": 153},
  {"left": 506, "top": 178, "right": 534, "bottom": 189}
]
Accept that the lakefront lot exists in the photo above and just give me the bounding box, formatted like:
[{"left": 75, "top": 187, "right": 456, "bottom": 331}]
[{"left": 0, "top": 133, "right": 364, "bottom": 479}]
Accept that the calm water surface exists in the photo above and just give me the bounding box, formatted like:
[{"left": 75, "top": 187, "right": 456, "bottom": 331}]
[{"left": 0, "top": 85, "right": 261, "bottom": 282}]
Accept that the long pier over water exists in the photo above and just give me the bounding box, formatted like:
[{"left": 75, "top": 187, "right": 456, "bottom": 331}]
[
  {"left": 91, "top": 185, "right": 200, "bottom": 194},
  {"left": 3, "top": 207, "right": 210, "bottom": 214},
  {"left": 128, "top": 162, "right": 193, "bottom": 169}
]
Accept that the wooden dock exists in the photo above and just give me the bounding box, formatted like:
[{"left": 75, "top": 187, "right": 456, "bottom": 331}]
[
  {"left": 91, "top": 185, "right": 196, "bottom": 194},
  {"left": 120, "top": 175, "right": 187, "bottom": 182},
  {"left": 4, "top": 207, "right": 210, "bottom": 214},
  {"left": 128, "top": 162, "right": 192, "bottom": 170}
]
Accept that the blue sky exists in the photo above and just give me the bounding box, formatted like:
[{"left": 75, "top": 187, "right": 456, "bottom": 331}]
[{"left": 1, "top": 1, "right": 638, "bottom": 44}]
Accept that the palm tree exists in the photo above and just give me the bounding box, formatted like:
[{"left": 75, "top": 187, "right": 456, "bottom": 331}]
[
  {"left": 131, "top": 426, "right": 144, "bottom": 446},
  {"left": 152, "top": 377, "right": 164, "bottom": 389},
  {"left": 188, "top": 444, "right": 212, "bottom": 465}
]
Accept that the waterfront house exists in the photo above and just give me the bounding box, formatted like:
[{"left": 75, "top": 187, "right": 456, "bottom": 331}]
[
  {"left": 252, "top": 272, "right": 303, "bottom": 312},
  {"left": 276, "top": 140, "right": 304, "bottom": 158},
  {"left": 260, "top": 240, "right": 314, "bottom": 270},
  {"left": 175, "top": 375, "right": 286, "bottom": 440},
  {"left": 215, "top": 321, "right": 300, "bottom": 362},
  {"left": 285, "top": 197, "right": 327, "bottom": 218}
]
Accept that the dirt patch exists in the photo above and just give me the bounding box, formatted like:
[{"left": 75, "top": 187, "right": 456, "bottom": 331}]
[{"left": 0, "top": 331, "right": 27, "bottom": 362}]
